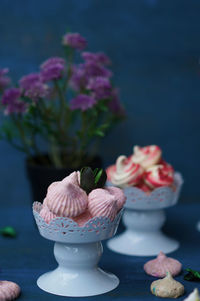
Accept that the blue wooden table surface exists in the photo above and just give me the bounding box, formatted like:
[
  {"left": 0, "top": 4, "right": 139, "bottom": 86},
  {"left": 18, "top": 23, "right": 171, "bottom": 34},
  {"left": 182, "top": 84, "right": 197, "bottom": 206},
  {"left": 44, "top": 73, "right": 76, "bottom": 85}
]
[{"left": 0, "top": 202, "right": 200, "bottom": 300}]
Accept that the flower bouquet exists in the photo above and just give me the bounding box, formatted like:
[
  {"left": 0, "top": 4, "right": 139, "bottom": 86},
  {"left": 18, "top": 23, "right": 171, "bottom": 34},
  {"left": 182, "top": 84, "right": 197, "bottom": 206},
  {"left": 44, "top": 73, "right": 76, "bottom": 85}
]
[{"left": 0, "top": 32, "right": 125, "bottom": 202}]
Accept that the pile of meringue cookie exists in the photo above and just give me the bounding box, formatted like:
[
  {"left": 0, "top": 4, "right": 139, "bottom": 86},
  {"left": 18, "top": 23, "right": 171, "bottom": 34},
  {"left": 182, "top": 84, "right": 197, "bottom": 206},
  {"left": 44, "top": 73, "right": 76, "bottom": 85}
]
[
  {"left": 39, "top": 167, "right": 126, "bottom": 225},
  {"left": 144, "top": 252, "right": 200, "bottom": 300},
  {"left": 107, "top": 145, "right": 175, "bottom": 192}
]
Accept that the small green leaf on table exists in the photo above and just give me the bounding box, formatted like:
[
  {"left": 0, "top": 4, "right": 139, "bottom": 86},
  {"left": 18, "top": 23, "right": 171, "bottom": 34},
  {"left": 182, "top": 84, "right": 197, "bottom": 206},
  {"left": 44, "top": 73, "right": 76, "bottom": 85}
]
[
  {"left": 184, "top": 268, "right": 200, "bottom": 281},
  {"left": 0, "top": 226, "right": 17, "bottom": 238}
]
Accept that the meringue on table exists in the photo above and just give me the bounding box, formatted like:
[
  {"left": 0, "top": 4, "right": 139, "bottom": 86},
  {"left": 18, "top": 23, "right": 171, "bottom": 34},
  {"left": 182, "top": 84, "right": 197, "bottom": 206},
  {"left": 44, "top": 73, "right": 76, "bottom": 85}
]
[
  {"left": 144, "top": 251, "right": 182, "bottom": 278},
  {"left": 184, "top": 289, "right": 200, "bottom": 301},
  {"left": 151, "top": 271, "right": 184, "bottom": 298}
]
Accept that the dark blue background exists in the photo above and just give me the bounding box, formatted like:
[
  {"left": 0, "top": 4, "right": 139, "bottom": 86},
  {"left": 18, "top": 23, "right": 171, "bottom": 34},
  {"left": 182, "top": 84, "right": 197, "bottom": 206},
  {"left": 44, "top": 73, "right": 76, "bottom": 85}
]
[{"left": 0, "top": 0, "right": 200, "bottom": 204}]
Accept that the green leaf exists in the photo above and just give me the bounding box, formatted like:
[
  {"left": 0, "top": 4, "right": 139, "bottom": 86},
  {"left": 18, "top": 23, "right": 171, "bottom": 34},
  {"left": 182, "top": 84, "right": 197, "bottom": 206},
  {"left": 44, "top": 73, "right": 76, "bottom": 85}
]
[
  {"left": 0, "top": 226, "right": 17, "bottom": 238},
  {"left": 80, "top": 167, "right": 95, "bottom": 194},
  {"left": 184, "top": 268, "right": 200, "bottom": 281},
  {"left": 94, "top": 169, "right": 107, "bottom": 188},
  {"left": 93, "top": 130, "right": 105, "bottom": 137}
]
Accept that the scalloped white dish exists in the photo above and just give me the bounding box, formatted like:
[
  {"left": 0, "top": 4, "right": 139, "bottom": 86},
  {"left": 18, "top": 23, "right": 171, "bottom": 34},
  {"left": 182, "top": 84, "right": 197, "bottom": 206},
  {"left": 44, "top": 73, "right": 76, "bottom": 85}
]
[
  {"left": 107, "top": 172, "right": 183, "bottom": 210},
  {"left": 107, "top": 172, "right": 183, "bottom": 256},
  {"left": 33, "top": 202, "right": 123, "bottom": 297},
  {"left": 33, "top": 202, "right": 123, "bottom": 243}
]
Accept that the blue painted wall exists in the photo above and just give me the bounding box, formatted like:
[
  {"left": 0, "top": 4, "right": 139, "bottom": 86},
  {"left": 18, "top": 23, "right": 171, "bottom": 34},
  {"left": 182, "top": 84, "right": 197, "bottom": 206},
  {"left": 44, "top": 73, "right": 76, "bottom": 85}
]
[{"left": 0, "top": 0, "right": 200, "bottom": 204}]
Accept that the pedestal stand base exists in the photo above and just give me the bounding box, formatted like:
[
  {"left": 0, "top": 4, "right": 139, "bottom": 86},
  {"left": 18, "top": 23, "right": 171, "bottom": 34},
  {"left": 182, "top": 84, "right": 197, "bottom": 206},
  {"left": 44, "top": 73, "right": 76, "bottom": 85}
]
[
  {"left": 37, "top": 241, "right": 119, "bottom": 297},
  {"left": 197, "top": 221, "right": 200, "bottom": 232},
  {"left": 37, "top": 267, "right": 119, "bottom": 297},
  {"left": 107, "top": 230, "right": 179, "bottom": 256}
]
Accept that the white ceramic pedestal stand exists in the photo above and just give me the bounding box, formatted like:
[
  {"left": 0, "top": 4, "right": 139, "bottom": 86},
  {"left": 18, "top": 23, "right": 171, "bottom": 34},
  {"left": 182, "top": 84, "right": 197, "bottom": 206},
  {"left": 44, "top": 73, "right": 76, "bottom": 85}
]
[
  {"left": 107, "top": 172, "right": 183, "bottom": 256},
  {"left": 33, "top": 202, "right": 122, "bottom": 297},
  {"left": 197, "top": 221, "right": 200, "bottom": 232}
]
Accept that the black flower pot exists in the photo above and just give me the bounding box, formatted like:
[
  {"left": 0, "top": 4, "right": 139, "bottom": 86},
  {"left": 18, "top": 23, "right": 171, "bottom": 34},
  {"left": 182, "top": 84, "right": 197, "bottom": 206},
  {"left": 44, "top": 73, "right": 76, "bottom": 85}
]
[{"left": 26, "top": 155, "right": 102, "bottom": 204}]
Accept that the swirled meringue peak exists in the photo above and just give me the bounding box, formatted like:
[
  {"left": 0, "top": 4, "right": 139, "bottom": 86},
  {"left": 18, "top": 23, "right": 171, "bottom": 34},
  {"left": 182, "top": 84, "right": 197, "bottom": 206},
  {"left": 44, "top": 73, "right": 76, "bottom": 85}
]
[
  {"left": 184, "top": 289, "right": 200, "bottom": 301},
  {"left": 144, "top": 251, "right": 182, "bottom": 278},
  {"left": 46, "top": 181, "right": 88, "bottom": 217},
  {"left": 88, "top": 188, "right": 119, "bottom": 221},
  {"left": 131, "top": 145, "right": 162, "bottom": 170},
  {"left": 105, "top": 186, "right": 126, "bottom": 210},
  {"left": 0, "top": 280, "right": 21, "bottom": 301},
  {"left": 106, "top": 164, "right": 116, "bottom": 182},
  {"left": 62, "top": 171, "right": 80, "bottom": 186},
  {"left": 40, "top": 205, "right": 57, "bottom": 224},
  {"left": 110, "top": 155, "right": 144, "bottom": 188},
  {"left": 144, "top": 161, "right": 174, "bottom": 189},
  {"left": 151, "top": 272, "right": 184, "bottom": 298}
]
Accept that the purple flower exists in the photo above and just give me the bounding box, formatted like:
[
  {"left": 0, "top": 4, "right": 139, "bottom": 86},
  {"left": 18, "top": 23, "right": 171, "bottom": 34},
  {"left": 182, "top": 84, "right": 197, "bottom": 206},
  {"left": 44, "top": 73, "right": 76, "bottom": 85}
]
[
  {"left": 82, "top": 52, "right": 111, "bottom": 65},
  {"left": 40, "top": 57, "right": 65, "bottom": 82},
  {"left": 84, "top": 61, "right": 112, "bottom": 78},
  {"left": 69, "top": 94, "right": 96, "bottom": 111},
  {"left": 70, "top": 61, "right": 112, "bottom": 92},
  {"left": 25, "top": 81, "right": 50, "bottom": 101},
  {"left": 70, "top": 65, "right": 88, "bottom": 91},
  {"left": 0, "top": 68, "right": 11, "bottom": 91},
  {"left": 19, "top": 73, "right": 50, "bottom": 101},
  {"left": 62, "top": 33, "right": 87, "bottom": 50},
  {"left": 87, "top": 77, "right": 112, "bottom": 100},
  {"left": 108, "top": 89, "right": 125, "bottom": 117},
  {"left": 19, "top": 73, "right": 40, "bottom": 90},
  {"left": 1, "top": 88, "right": 27, "bottom": 115}
]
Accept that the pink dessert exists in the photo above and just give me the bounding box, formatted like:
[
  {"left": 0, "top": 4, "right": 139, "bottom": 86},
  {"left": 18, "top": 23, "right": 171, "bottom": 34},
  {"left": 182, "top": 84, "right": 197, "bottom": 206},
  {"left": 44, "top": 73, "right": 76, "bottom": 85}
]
[
  {"left": 106, "top": 145, "right": 175, "bottom": 194},
  {"left": 144, "top": 251, "right": 182, "bottom": 278},
  {"left": 109, "top": 155, "right": 144, "bottom": 188},
  {"left": 106, "top": 164, "right": 116, "bottom": 182},
  {"left": 0, "top": 280, "right": 21, "bottom": 301},
  {"left": 105, "top": 186, "right": 126, "bottom": 210},
  {"left": 137, "top": 181, "right": 152, "bottom": 194},
  {"left": 39, "top": 168, "right": 126, "bottom": 225},
  {"left": 62, "top": 171, "right": 80, "bottom": 185},
  {"left": 88, "top": 189, "right": 118, "bottom": 221},
  {"left": 73, "top": 210, "right": 92, "bottom": 227},
  {"left": 131, "top": 145, "right": 162, "bottom": 169},
  {"left": 144, "top": 162, "right": 174, "bottom": 189},
  {"left": 46, "top": 181, "right": 88, "bottom": 217},
  {"left": 40, "top": 205, "right": 57, "bottom": 224}
]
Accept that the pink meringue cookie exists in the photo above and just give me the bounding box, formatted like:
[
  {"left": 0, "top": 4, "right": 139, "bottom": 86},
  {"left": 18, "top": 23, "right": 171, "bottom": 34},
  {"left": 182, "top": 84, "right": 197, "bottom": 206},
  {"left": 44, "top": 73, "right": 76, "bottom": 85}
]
[
  {"left": 73, "top": 210, "right": 92, "bottom": 227},
  {"left": 88, "top": 188, "right": 118, "bottom": 221},
  {"left": 131, "top": 145, "right": 162, "bottom": 170},
  {"left": 0, "top": 280, "right": 21, "bottom": 301},
  {"left": 136, "top": 181, "right": 152, "bottom": 194},
  {"left": 47, "top": 181, "right": 60, "bottom": 194},
  {"left": 106, "top": 164, "right": 116, "bottom": 182},
  {"left": 62, "top": 171, "right": 80, "bottom": 186},
  {"left": 46, "top": 181, "right": 88, "bottom": 217},
  {"left": 46, "top": 172, "right": 80, "bottom": 197},
  {"left": 144, "top": 162, "right": 174, "bottom": 189},
  {"left": 105, "top": 186, "right": 126, "bottom": 210},
  {"left": 144, "top": 251, "right": 182, "bottom": 278},
  {"left": 110, "top": 155, "right": 144, "bottom": 188},
  {"left": 40, "top": 205, "right": 57, "bottom": 224}
]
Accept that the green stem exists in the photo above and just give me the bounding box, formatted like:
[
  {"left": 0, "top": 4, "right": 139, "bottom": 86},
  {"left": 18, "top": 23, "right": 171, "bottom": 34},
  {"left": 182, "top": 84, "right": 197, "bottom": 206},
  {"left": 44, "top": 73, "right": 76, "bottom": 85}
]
[
  {"left": 49, "top": 137, "right": 63, "bottom": 168},
  {"left": 78, "top": 111, "right": 89, "bottom": 162},
  {"left": 12, "top": 115, "right": 32, "bottom": 157},
  {"left": 54, "top": 80, "right": 66, "bottom": 117}
]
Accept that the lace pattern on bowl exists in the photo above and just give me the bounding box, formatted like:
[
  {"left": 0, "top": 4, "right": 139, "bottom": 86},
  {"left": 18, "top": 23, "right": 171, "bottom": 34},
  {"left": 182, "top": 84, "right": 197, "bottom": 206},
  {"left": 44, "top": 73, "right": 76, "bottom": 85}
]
[
  {"left": 107, "top": 172, "right": 183, "bottom": 210},
  {"left": 33, "top": 202, "right": 123, "bottom": 243}
]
